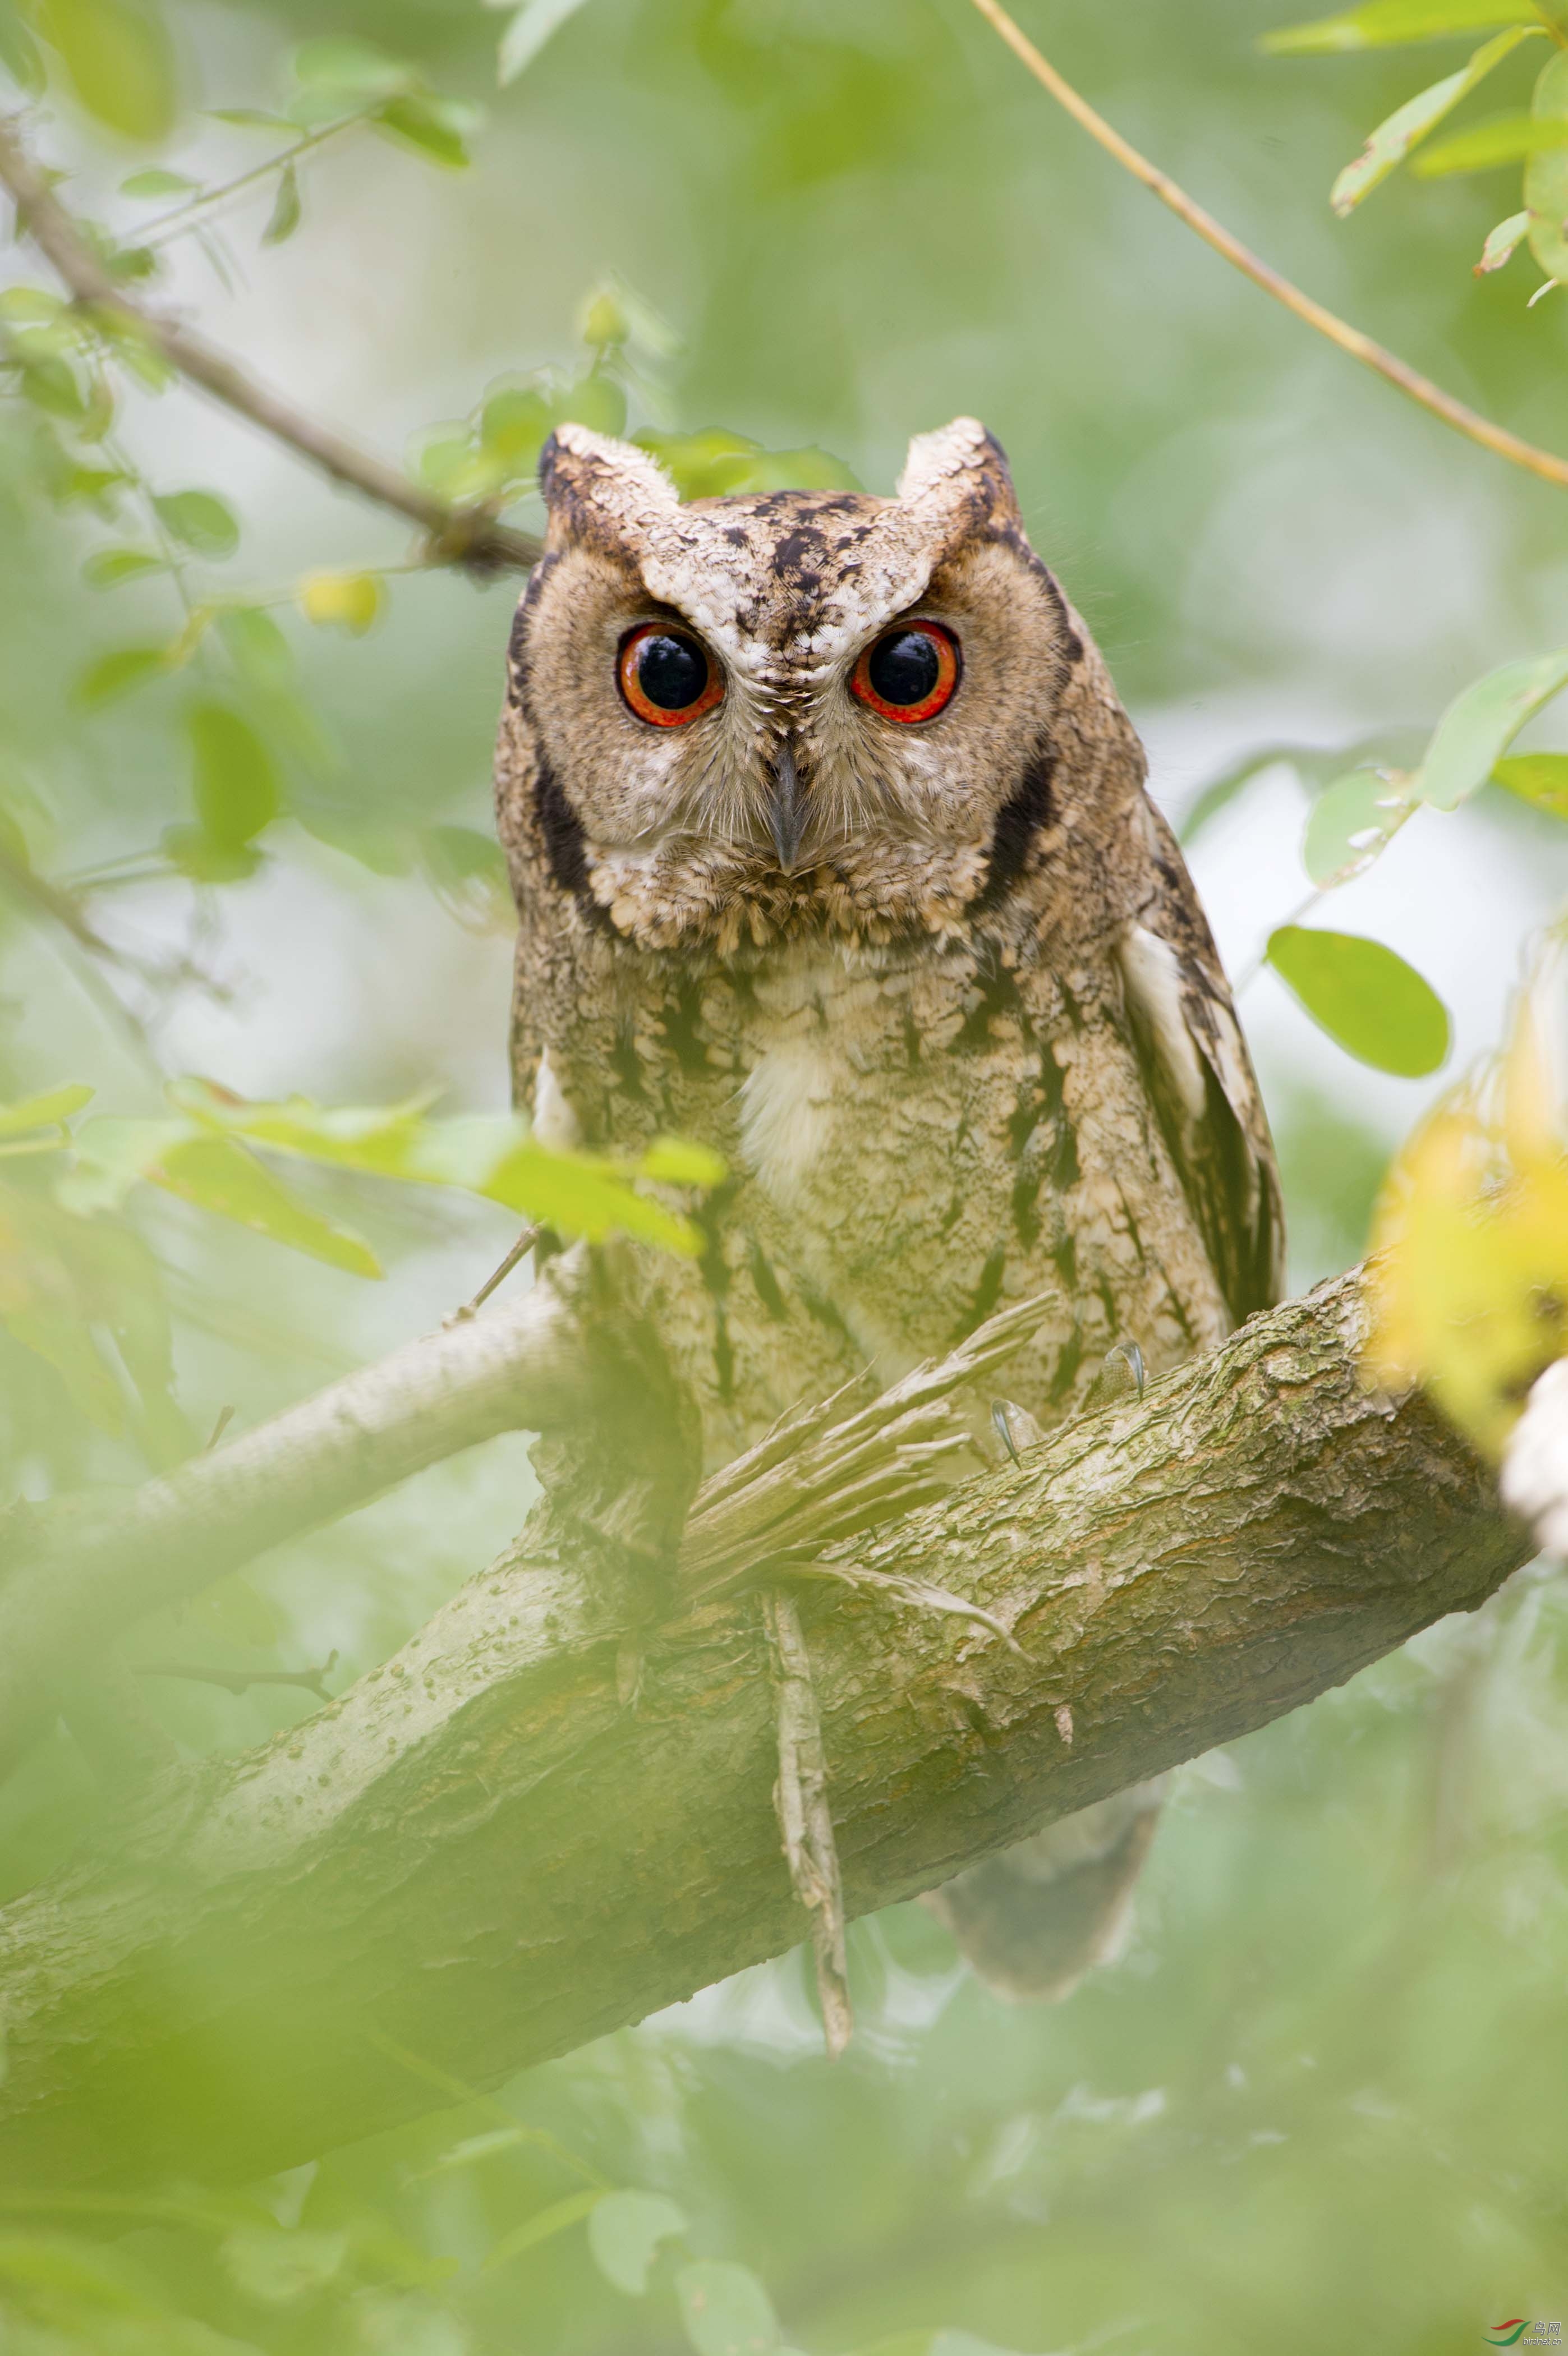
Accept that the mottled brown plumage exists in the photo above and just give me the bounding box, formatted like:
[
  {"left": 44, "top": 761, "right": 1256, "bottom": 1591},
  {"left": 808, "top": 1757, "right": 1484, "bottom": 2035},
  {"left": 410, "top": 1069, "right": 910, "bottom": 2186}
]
[{"left": 495, "top": 417, "right": 1282, "bottom": 1996}]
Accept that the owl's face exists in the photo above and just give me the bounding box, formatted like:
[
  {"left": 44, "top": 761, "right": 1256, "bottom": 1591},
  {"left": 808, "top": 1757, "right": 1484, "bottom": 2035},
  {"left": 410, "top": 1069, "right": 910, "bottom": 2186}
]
[{"left": 503, "top": 417, "right": 1137, "bottom": 960}]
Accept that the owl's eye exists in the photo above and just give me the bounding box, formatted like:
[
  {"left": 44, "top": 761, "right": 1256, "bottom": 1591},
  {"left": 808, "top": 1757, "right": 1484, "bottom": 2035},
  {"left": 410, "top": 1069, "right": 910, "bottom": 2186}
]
[
  {"left": 618, "top": 624, "right": 724, "bottom": 728},
  {"left": 850, "top": 621, "right": 960, "bottom": 724}
]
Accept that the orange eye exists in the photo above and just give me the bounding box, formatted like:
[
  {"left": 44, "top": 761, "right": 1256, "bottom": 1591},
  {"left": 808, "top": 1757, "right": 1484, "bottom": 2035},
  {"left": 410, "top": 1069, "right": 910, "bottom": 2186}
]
[
  {"left": 850, "top": 620, "right": 960, "bottom": 724},
  {"left": 617, "top": 624, "right": 724, "bottom": 728}
]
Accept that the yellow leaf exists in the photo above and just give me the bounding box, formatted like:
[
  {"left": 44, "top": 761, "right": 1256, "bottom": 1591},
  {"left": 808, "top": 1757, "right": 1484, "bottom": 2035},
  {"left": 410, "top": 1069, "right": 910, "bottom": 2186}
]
[{"left": 297, "top": 571, "right": 385, "bottom": 633}]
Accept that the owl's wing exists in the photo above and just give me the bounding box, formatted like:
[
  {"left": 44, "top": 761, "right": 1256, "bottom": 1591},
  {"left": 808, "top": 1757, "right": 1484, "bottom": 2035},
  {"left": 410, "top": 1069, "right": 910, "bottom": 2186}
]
[{"left": 1116, "top": 803, "right": 1285, "bottom": 1324}]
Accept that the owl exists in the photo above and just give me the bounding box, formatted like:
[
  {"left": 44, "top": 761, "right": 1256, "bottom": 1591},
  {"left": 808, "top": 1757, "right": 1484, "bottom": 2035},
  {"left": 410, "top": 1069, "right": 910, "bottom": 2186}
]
[{"left": 494, "top": 416, "right": 1282, "bottom": 1999}]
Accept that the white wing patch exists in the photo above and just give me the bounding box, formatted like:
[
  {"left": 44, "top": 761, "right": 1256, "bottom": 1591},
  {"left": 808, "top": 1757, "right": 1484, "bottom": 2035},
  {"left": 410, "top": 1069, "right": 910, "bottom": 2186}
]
[{"left": 1117, "top": 923, "right": 1208, "bottom": 1123}]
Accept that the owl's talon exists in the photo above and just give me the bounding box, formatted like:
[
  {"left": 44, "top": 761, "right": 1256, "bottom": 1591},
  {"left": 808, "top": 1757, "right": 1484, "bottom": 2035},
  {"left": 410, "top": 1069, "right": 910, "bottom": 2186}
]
[
  {"left": 991, "top": 1397, "right": 1047, "bottom": 1461},
  {"left": 1082, "top": 1340, "right": 1148, "bottom": 1415}
]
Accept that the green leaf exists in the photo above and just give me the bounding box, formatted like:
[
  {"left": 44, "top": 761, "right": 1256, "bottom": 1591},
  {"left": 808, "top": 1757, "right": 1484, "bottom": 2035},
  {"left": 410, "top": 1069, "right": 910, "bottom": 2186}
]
[
  {"left": 291, "top": 36, "right": 413, "bottom": 99},
  {"left": 187, "top": 701, "right": 280, "bottom": 848},
  {"left": 0, "top": 1084, "right": 94, "bottom": 1137},
  {"left": 633, "top": 426, "right": 859, "bottom": 500},
  {"left": 373, "top": 93, "right": 476, "bottom": 169},
  {"left": 1492, "top": 751, "right": 1568, "bottom": 816},
  {"left": 207, "top": 107, "right": 295, "bottom": 129},
  {"left": 1331, "top": 26, "right": 1539, "bottom": 210},
  {"left": 638, "top": 1136, "right": 728, "bottom": 1189},
  {"left": 1302, "top": 769, "right": 1414, "bottom": 885},
  {"left": 143, "top": 1133, "right": 382, "bottom": 1275},
  {"left": 497, "top": 0, "right": 597, "bottom": 85},
  {"left": 1263, "top": 0, "right": 1536, "bottom": 52},
  {"left": 119, "top": 167, "right": 196, "bottom": 197},
  {"left": 161, "top": 822, "right": 262, "bottom": 884},
  {"left": 1266, "top": 926, "right": 1451, "bottom": 1075},
  {"left": 419, "top": 825, "right": 513, "bottom": 934},
  {"left": 215, "top": 604, "right": 295, "bottom": 691},
  {"left": 153, "top": 489, "right": 240, "bottom": 559},
  {"left": 1527, "top": 47, "right": 1568, "bottom": 284},
  {"left": 75, "top": 643, "right": 169, "bottom": 706},
  {"left": 1413, "top": 107, "right": 1568, "bottom": 172},
  {"left": 587, "top": 2192, "right": 688, "bottom": 2296},
  {"left": 480, "top": 384, "right": 553, "bottom": 471},
  {"left": 484, "top": 2189, "right": 603, "bottom": 2271},
  {"left": 298, "top": 570, "right": 384, "bottom": 632},
  {"left": 82, "top": 546, "right": 165, "bottom": 587},
  {"left": 1475, "top": 206, "right": 1530, "bottom": 268},
  {"left": 480, "top": 1142, "right": 700, "bottom": 1254},
  {"left": 91, "top": 305, "right": 175, "bottom": 391},
  {"left": 166, "top": 1078, "right": 438, "bottom": 1175},
  {"left": 261, "top": 160, "right": 301, "bottom": 245},
  {"left": 675, "top": 2261, "right": 780, "bottom": 2356},
  {"left": 220, "top": 2228, "right": 348, "bottom": 2306},
  {"left": 0, "top": 14, "right": 47, "bottom": 94},
  {"left": 33, "top": 0, "right": 178, "bottom": 142},
  {"left": 1414, "top": 648, "right": 1568, "bottom": 808},
  {"left": 554, "top": 370, "right": 628, "bottom": 439}
]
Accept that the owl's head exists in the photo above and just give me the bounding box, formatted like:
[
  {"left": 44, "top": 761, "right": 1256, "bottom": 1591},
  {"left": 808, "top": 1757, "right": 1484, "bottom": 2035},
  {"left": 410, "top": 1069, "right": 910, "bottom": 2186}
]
[{"left": 497, "top": 417, "right": 1144, "bottom": 961}]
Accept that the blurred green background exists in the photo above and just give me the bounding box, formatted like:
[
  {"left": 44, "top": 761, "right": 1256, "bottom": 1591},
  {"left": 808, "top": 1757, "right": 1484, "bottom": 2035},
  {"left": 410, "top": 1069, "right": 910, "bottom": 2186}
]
[{"left": 2, "top": 0, "right": 1568, "bottom": 2349}]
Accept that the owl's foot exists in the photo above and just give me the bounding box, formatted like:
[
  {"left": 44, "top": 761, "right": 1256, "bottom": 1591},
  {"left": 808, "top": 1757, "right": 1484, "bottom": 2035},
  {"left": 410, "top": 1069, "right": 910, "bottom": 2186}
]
[{"left": 990, "top": 1340, "right": 1147, "bottom": 1465}]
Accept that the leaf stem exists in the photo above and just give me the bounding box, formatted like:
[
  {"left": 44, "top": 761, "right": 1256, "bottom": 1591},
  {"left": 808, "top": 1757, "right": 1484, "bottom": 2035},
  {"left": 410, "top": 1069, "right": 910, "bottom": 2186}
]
[
  {"left": 132, "top": 112, "right": 370, "bottom": 250},
  {"left": 967, "top": 0, "right": 1568, "bottom": 494}
]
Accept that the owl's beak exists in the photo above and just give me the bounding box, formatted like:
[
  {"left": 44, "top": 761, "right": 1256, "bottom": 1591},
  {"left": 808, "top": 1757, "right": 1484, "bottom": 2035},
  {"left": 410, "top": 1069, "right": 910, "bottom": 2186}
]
[{"left": 765, "top": 740, "right": 807, "bottom": 872}]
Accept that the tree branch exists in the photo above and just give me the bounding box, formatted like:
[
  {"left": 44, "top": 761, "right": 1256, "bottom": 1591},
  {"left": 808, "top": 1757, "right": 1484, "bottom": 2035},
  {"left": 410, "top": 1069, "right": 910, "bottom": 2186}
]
[
  {"left": 0, "top": 1250, "right": 608, "bottom": 1778},
  {"left": 0, "top": 1268, "right": 1529, "bottom": 2192},
  {"left": 968, "top": 0, "right": 1568, "bottom": 496},
  {"left": 0, "top": 114, "right": 542, "bottom": 572}
]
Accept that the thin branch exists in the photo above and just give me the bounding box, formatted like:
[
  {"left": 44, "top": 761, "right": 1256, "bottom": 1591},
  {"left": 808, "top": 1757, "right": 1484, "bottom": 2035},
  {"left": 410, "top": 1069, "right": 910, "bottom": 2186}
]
[
  {"left": 0, "top": 1249, "right": 606, "bottom": 1778},
  {"left": 0, "top": 114, "right": 542, "bottom": 572},
  {"left": 133, "top": 114, "right": 370, "bottom": 250},
  {"left": 968, "top": 0, "right": 1568, "bottom": 495},
  {"left": 136, "top": 1650, "right": 338, "bottom": 1704}
]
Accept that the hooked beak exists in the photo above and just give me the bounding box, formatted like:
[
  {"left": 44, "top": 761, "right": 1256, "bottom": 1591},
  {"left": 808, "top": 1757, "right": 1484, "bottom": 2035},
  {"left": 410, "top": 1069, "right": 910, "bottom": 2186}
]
[{"left": 765, "top": 740, "right": 807, "bottom": 872}]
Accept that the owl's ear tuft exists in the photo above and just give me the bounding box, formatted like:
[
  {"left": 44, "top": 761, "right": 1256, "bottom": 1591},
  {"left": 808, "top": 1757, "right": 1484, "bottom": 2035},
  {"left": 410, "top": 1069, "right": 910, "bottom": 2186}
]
[
  {"left": 538, "top": 423, "right": 679, "bottom": 558},
  {"left": 896, "top": 417, "right": 1022, "bottom": 536}
]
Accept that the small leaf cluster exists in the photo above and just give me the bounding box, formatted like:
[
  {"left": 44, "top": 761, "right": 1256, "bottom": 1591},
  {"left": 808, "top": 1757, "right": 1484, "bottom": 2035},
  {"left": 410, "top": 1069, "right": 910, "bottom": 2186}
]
[
  {"left": 1266, "top": 0, "right": 1568, "bottom": 292},
  {"left": 1189, "top": 650, "right": 1568, "bottom": 1075}
]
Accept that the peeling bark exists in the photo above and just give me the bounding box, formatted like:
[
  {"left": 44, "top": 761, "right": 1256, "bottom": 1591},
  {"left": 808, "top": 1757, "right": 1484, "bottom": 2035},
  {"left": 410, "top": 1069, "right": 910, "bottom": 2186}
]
[{"left": 0, "top": 1271, "right": 1528, "bottom": 2192}]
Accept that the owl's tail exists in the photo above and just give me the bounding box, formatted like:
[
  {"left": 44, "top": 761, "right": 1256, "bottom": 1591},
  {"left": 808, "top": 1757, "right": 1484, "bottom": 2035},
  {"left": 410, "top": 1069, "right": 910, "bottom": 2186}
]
[{"left": 919, "top": 1779, "right": 1168, "bottom": 2002}]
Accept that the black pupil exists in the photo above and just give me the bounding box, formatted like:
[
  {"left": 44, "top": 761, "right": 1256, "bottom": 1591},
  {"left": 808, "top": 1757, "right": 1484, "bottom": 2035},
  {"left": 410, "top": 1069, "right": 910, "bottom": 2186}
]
[
  {"left": 867, "top": 628, "right": 941, "bottom": 707},
  {"left": 637, "top": 632, "right": 707, "bottom": 711}
]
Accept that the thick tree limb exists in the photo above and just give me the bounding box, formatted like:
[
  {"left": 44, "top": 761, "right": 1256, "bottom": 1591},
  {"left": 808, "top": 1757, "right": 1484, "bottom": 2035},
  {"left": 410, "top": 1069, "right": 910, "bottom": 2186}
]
[
  {"left": 0, "top": 115, "right": 542, "bottom": 572},
  {"left": 0, "top": 1269, "right": 1529, "bottom": 2192}
]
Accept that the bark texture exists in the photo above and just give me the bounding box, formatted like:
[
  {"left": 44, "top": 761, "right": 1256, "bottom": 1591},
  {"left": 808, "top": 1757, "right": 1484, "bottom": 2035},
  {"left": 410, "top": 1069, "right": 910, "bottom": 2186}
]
[{"left": 0, "top": 1271, "right": 1528, "bottom": 2193}]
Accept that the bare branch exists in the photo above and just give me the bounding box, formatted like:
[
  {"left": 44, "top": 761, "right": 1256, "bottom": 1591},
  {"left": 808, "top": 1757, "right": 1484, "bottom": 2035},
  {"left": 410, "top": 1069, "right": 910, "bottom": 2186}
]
[
  {"left": 136, "top": 1651, "right": 339, "bottom": 1704},
  {"left": 968, "top": 0, "right": 1568, "bottom": 498},
  {"left": 0, "top": 1268, "right": 1531, "bottom": 2193},
  {"left": 0, "top": 114, "right": 542, "bottom": 572},
  {"left": 0, "top": 1250, "right": 606, "bottom": 1776}
]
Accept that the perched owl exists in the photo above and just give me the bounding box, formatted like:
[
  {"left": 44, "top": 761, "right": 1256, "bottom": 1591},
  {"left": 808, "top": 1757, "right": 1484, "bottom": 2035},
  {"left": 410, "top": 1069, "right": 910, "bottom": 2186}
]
[{"left": 494, "top": 416, "right": 1282, "bottom": 1998}]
